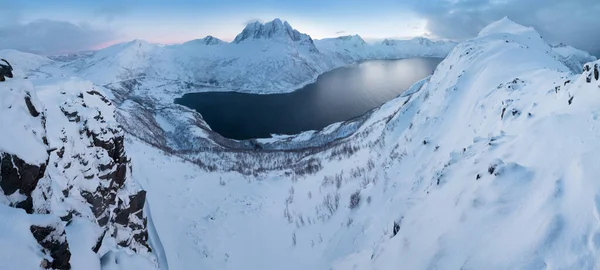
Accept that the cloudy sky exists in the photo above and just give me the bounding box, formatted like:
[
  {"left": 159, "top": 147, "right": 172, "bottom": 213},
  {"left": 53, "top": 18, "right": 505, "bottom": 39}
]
[{"left": 0, "top": 0, "right": 598, "bottom": 56}]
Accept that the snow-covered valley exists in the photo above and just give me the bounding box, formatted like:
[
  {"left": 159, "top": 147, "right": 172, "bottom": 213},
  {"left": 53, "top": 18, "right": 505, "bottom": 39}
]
[{"left": 2, "top": 17, "right": 600, "bottom": 270}]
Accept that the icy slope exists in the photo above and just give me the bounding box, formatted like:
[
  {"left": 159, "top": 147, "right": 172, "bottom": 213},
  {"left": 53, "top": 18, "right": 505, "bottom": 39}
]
[
  {"left": 126, "top": 17, "right": 600, "bottom": 270},
  {"left": 0, "top": 78, "right": 156, "bottom": 269}
]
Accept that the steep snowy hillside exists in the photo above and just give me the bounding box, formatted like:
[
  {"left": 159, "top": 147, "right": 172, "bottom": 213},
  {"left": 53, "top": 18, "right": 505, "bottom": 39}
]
[
  {"left": 64, "top": 40, "right": 160, "bottom": 85},
  {"left": 0, "top": 78, "right": 156, "bottom": 269},
  {"left": 121, "top": 17, "right": 600, "bottom": 270}
]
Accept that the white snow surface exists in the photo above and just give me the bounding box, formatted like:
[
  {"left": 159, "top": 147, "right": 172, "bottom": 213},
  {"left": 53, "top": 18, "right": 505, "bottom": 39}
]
[
  {"left": 0, "top": 79, "right": 48, "bottom": 164},
  {"left": 3, "top": 17, "right": 600, "bottom": 270}
]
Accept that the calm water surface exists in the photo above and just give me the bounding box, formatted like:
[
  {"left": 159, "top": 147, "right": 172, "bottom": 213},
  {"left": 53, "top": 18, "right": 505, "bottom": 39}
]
[{"left": 175, "top": 58, "right": 442, "bottom": 140}]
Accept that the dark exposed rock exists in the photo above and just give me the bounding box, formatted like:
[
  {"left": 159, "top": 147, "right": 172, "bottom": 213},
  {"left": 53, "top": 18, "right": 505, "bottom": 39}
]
[
  {"left": 1, "top": 153, "right": 47, "bottom": 213},
  {"left": 60, "top": 211, "right": 74, "bottom": 222},
  {"left": 87, "top": 90, "right": 112, "bottom": 105},
  {"left": 0, "top": 153, "right": 46, "bottom": 196},
  {"left": 92, "top": 229, "right": 108, "bottom": 253},
  {"left": 14, "top": 196, "right": 33, "bottom": 214},
  {"left": 128, "top": 190, "right": 146, "bottom": 214},
  {"left": 115, "top": 191, "right": 146, "bottom": 225},
  {"left": 24, "top": 94, "right": 40, "bottom": 117},
  {"left": 30, "top": 225, "right": 71, "bottom": 270}
]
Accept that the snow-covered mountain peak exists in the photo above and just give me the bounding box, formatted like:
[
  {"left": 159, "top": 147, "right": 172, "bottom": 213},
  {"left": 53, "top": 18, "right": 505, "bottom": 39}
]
[
  {"left": 409, "top": 36, "right": 435, "bottom": 45},
  {"left": 478, "top": 17, "right": 536, "bottom": 37},
  {"left": 233, "top": 18, "right": 313, "bottom": 44},
  {"left": 201, "top": 35, "right": 226, "bottom": 45},
  {"left": 336, "top": 35, "right": 366, "bottom": 44},
  {"left": 104, "top": 39, "right": 158, "bottom": 56}
]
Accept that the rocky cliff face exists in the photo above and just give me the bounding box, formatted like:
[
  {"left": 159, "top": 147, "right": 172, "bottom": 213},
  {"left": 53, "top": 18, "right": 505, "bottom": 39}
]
[
  {"left": 0, "top": 79, "right": 153, "bottom": 268},
  {"left": 233, "top": 19, "right": 318, "bottom": 51}
]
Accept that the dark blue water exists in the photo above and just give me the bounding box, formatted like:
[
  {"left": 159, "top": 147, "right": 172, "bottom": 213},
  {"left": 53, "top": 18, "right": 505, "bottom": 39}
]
[{"left": 175, "top": 58, "right": 442, "bottom": 140}]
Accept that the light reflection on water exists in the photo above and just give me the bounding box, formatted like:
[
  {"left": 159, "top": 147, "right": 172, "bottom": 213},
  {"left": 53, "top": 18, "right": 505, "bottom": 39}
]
[{"left": 175, "top": 58, "right": 442, "bottom": 140}]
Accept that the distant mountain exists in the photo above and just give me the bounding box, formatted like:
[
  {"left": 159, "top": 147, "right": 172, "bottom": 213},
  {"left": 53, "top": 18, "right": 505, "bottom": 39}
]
[
  {"left": 233, "top": 19, "right": 315, "bottom": 46},
  {"left": 184, "top": 36, "right": 226, "bottom": 46},
  {"left": 48, "top": 51, "right": 95, "bottom": 62},
  {"left": 375, "top": 37, "right": 457, "bottom": 58},
  {"left": 63, "top": 39, "right": 160, "bottom": 84},
  {"left": 551, "top": 43, "right": 597, "bottom": 73},
  {"left": 315, "top": 35, "right": 457, "bottom": 61}
]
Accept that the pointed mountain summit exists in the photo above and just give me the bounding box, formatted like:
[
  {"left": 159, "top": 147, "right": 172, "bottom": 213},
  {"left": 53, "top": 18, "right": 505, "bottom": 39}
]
[
  {"left": 335, "top": 35, "right": 366, "bottom": 45},
  {"left": 478, "top": 17, "right": 536, "bottom": 37},
  {"left": 233, "top": 18, "right": 314, "bottom": 44},
  {"left": 200, "top": 35, "right": 225, "bottom": 45}
]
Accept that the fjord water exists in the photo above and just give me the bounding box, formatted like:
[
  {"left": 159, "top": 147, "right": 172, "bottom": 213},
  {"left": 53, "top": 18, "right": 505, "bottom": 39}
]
[{"left": 176, "top": 58, "right": 442, "bottom": 140}]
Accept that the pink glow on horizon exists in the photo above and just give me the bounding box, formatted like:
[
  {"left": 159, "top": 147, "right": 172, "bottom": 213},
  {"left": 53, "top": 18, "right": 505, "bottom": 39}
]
[{"left": 87, "top": 35, "right": 234, "bottom": 51}]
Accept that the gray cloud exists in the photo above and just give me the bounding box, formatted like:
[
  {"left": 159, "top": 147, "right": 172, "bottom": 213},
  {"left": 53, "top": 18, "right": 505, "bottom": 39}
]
[
  {"left": 243, "top": 19, "right": 264, "bottom": 26},
  {"left": 94, "top": 4, "right": 133, "bottom": 23},
  {"left": 0, "top": 20, "right": 118, "bottom": 55},
  {"left": 408, "top": 0, "right": 600, "bottom": 56},
  {"left": 335, "top": 31, "right": 347, "bottom": 35}
]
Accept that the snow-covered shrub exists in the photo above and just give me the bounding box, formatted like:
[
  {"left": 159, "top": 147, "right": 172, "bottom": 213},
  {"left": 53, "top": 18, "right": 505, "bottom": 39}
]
[
  {"left": 349, "top": 190, "right": 361, "bottom": 209},
  {"left": 322, "top": 192, "right": 340, "bottom": 216}
]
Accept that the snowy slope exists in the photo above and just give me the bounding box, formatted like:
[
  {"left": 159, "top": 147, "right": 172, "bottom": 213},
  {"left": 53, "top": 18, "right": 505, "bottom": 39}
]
[
  {"left": 121, "top": 17, "right": 600, "bottom": 270},
  {"left": 64, "top": 40, "right": 161, "bottom": 85}
]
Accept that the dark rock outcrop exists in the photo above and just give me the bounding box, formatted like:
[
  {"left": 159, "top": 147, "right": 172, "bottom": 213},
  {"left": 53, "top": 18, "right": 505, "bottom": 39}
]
[
  {"left": 0, "top": 93, "right": 48, "bottom": 214},
  {"left": 30, "top": 225, "right": 71, "bottom": 270},
  {"left": 0, "top": 83, "right": 152, "bottom": 267}
]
